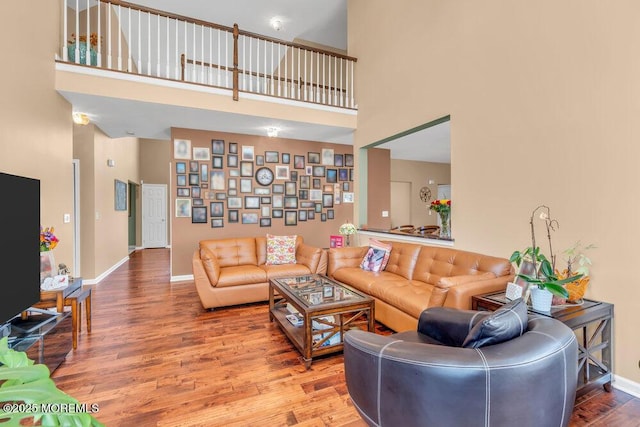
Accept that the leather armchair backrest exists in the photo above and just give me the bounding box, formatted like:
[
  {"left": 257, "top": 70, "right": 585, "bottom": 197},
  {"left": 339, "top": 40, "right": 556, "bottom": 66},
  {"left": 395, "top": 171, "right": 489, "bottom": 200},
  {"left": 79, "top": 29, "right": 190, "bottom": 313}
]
[
  {"left": 256, "top": 235, "right": 303, "bottom": 265},
  {"left": 413, "top": 246, "right": 512, "bottom": 285},
  {"left": 199, "top": 238, "right": 258, "bottom": 267},
  {"left": 383, "top": 242, "right": 422, "bottom": 280}
]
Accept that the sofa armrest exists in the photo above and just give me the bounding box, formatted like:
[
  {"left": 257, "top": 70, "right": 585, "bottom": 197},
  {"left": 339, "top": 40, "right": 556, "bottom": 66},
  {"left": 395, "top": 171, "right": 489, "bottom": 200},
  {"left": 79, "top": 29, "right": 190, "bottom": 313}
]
[
  {"left": 199, "top": 247, "right": 221, "bottom": 286},
  {"left": 441, "top": 274, "right": 514, "bottom": 310},
  {"left": 296, "top": 243, "right": 326, "bottom": 274},
  {"left": 417, "top": 307, "right": 488, "bottom": 347},
  {"left": 327, "top": 247, "right": 369, "bottom": 277}
]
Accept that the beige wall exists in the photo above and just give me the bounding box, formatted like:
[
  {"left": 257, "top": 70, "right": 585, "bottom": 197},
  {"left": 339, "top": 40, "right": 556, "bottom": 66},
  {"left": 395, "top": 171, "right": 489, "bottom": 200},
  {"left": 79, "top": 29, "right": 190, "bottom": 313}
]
[
  {"left": 140, "top": 138, "right": 171, "bottom": 244},
  {"left": 390, "top": 159, "right": 451, "bottom": 227},
  {"left": 349, "top": 0, "right": 640, "bottom": 383},
  {"left": 0, "top": 1, "right": 74, "bottom": 270},
  {"left": 170, "top": 128, "right": 354, "bottom": 276},
  {"left": 365, "top": 148, "right": 391, "bottom": 229}
]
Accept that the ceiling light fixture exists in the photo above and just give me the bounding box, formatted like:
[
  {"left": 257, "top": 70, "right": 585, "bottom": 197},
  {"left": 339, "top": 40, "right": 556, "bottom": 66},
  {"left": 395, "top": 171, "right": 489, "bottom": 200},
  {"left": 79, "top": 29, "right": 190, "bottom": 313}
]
[
  {"left": 267, "top": 127, "right": 279, "bottom": 138},
  {"left": 72, "top": 112, "right": 90, "bottom": 125},
  {"left": 270, "top": 17, "right": 283, "bottom": 31}
]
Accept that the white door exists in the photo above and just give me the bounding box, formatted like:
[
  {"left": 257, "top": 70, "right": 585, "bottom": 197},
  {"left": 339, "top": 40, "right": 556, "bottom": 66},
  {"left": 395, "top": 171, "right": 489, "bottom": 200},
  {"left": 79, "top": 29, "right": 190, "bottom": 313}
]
[
  {"left": 390, "top": 181, "right": 412, "bottom": 228},
  {"left": 142, "top": 184, "right": 167, "bottom": 248}
]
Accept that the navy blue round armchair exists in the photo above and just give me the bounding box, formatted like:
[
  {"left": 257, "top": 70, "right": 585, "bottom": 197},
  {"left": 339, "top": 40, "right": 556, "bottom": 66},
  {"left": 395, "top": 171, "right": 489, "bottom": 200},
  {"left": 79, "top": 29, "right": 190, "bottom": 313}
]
[{"left": 344, "top": 299, "right": 578, "bottom": 427}]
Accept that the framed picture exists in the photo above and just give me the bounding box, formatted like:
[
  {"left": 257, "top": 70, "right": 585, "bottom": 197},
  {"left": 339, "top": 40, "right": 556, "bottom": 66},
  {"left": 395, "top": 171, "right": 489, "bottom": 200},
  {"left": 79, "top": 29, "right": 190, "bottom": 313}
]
[
  {"left": 265, "top": 151, "right": 279, "bottom": 163},
  {"left": 227, "top": 154, "right": 238, "bottom": 168},
  {"left": 272, "top": 209, "right": 283, "bottom": 218},
  {"left": 212, "top": 156, "right": 223, "bottom": 169},
  {"left": 240, "top": 178, "right": 252, "bottom": 193},
  {"left": 305, "top": 166, "right": 313, "bottom": 176},
  {"left": 240, "top": 161, "right": 254, "bottom": 177},
  {"left": 313, "top": 178, "right": 321, "bottom": 189},
  {"left": 210, "top": 171, "right": 225, "bottom": 190},
  {"left": 212, "top": 139, "right": 225, "bottom": 155},
  {"left": 228, "top": 210, "right": 239, "bottom": 223},
  {"left": 229, "top": 142, "right": 238, "bottom": 154},
  {"left": 323, "top": 193, "right": 334, "bottom": 208},
  {"left": 315, "top": 203, "right": 323, "bottom": 213},
  {"left": 285, "top": 181, "right": 297, "bottom": 196},
  {"left": 192, "top": 187, "right": 201, "bottom": 198},
  {"left": 189, "top": 161, "right": 199, "bottom": 173},
  {"left": 326, "top": 169, "right": 337, "bottom": 183},
  {"left": 321, "top": 213, "right": 327, "bottom": 222},
  {"left": 211, "top": 218, "right": 224, "bottom": 228},
  {"left": 327, "top": 209, "right": 335, "bottom": 220},
  {"left": 349, "top": 168, "right": 354, "bottom": 181},
  {"left": 344, "top": 154, "right": 354, "bottom": 167},
  {"left": 308, "top": 210, "right": 315, "bottom": 220},
  {"left": 260, "top": 218, "right": 271, "bottom": 227},
  {"left": 261, "top": 206, "right": 270, "bottom": 217},
  {"left": 282, "top": 153, "right": 290, "bottom": 164},
  {"left": 272, "top": 194, "right": 283, "bottom": 208},
  {"left": 275, "top": 165, "right": 289, "bottom": 180},
  {"left": 313, "top": 166, "right": 325, "bottom": 177},
  {"left": 285, "top": 210, "right": 298, "bottom": 226},
  {"left": 284, "top": 197, "right": 298, "bottom": 209},
  {"left": 300, "top": 176, "right": 310, "bottom": 189},
  {"left": 114, "top": 179, "right": 127, "bottom": 211},
  {"left": 272, "top": 183, "right": 284, "bottom": 194},
  {"left": 260, "top": 196, "right": 271, "bottom": 204},
  {"left": 339, "top": 168, "right": 349, "bottom": 181},
  {"left": 210, "top": 202, "right": 224, "bottom": 217},
  {"left": 290, "top": 171, "right": 298, "bottom": 182},
  {"left": 189, "top": 173, "right": 200, "bottom": 186},
  {"left": 174, "top": 139, "right": 191, "bottom": 159},
  {"left": 256, "top": 155, "right": 265, "bottom": 166},
  {"left": 192, "top": 206, "right": 207, "bottom": 223},
  {"left": 228, "top": 178, "right": 237, "bottom": 189},
  {"left": 215, "top": 193, "right": 226, "bottom": 200},
  {"left": 242, "top": 212, "right": 259, "bottom": 224},
  {"left": 300, "top": 201, "right": 314, "bottom": 208},
  {"left": 323, "top": 184, "right": 334, "bottom": 192},
  {"left": 177, "top": 188, "right": 190, "bottom": 197},
  {"left": 245, "top": 196, "right": 260, "bottom": 209},
  {"left": 254, "top": 187, "right": 270, "bottom": 195},
  {"left": 193, "top": 147, "right": 210, "bottom": 161},
  {"left": 192, "top": 198, "right": 204, "bottom": 206},
  {"left": 200, "top": 164, "right": 208, "bottom": 183},
  {"left": 177, "top": 175, "right": 187, "bottom": 186},
  {"left": 294, "top": 155, "right": 305, "bottom": 169},
  {"left": 175, "top": 198, "right": 191, "bottom": 217},
  {"left": 308, "top": 152, "right": 320, "bottom": 164},
  {"left": 334, "top": 154, "right": 344, "bottom": 167},
  {"left": 228, "top": 189, "right": 237, "bottom": 196},
  {"left": 299, "top": 190, "right": 309, "bottom": 200},
  {"left": 309, "top": 189, "right": 322, "bottom": 201},
  {"left": 227, "top": 197, "right": 242, "bottom": 209},
  {"left": 176, "top": 162, "right": 186, "bottom": 174},
  {"left": 201, "top": 183, "right": 208, "bottom": 189},
  {"left": 342, "top": 182, "right": 350, "bottom": 191},
  {"left": 298, "top": 210, "right": 307, "bottom": 221},
  {"left": 322, "top": 148, "right": 334, "bottom": 165},
  {"left": 241, "top": 145, "right": 255, "bottom": 161},
  {"left": 343, "top": 192, "right": 354, "bottom": 203},
  {"left": 229, "top": 169, "right": 240, "bottom": 177}
]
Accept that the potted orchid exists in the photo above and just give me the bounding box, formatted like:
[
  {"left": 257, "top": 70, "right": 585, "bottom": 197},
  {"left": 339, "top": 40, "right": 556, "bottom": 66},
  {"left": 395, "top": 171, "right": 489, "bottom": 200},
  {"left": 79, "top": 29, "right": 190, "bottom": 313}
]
[{"left": 429, "top": 199, "right": 451, "bottom": 239}]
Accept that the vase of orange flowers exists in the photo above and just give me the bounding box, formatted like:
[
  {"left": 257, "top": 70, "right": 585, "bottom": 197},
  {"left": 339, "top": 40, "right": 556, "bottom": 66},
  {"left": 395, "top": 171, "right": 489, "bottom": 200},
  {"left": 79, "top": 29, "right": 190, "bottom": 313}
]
[
  {"left": 430, "top": 199, "right": 451, "bottom": 239},
  {"left": 40, "top": 226, "right": 59, "bottom": 283},
  {"left": 67, "top": 33, "right": 99, "bottom": 66}
]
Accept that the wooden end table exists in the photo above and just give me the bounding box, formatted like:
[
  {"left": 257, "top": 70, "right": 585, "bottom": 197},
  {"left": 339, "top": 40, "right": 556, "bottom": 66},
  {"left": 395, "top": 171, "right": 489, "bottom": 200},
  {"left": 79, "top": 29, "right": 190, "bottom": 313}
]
[
  {"left": 269, "top": 274, "right": 374, "bottom": 369},
  {"left": 472, "top": 291, "right": 614, "bottom": 395}
]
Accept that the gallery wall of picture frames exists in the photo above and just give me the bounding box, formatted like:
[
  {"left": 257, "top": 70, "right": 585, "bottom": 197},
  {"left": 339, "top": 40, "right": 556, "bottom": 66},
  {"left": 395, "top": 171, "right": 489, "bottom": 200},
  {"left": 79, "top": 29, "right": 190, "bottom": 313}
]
[{"left": 173, "top": 137, "right": 355, "bottom": 228}]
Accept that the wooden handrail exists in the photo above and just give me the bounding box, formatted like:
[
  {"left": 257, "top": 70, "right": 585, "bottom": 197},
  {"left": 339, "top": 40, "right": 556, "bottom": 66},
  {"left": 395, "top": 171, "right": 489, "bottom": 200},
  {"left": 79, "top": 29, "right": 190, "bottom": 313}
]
[{"left": 232, "top": 24, "right": 239, "bottom": 101}]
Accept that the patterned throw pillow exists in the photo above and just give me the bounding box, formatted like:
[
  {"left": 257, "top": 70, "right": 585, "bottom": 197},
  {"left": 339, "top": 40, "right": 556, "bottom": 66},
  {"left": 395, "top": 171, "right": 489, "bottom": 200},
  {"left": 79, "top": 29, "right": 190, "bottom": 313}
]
[
  {"left": 266, "top": 234, "right": 297, "bottom": 265},
  {"left": 360, "top": 239, "right": 392, "bottom": 272}
]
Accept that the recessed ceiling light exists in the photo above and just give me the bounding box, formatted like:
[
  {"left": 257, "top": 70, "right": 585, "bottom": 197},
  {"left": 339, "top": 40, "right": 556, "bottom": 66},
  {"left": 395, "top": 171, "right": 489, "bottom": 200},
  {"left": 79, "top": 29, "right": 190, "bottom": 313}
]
[
  {"left": 270, "top": 17, "right": 283, "bottom": 31},
  {"left": 126, "top": 131, "right": 135, "bottom": 136},
  {"left": 72, "top": 112, "right": 90, "bottom": 125}
]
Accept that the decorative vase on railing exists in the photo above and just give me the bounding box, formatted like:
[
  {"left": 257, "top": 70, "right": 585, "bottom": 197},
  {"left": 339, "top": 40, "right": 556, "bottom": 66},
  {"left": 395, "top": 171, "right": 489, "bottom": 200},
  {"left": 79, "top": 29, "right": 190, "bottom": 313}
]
[
  {"left": 438, "top": 211, "right": 451, "bottom": 239},
  {"left": 67, "top": 42, "right": 97, "bottom": 66}
]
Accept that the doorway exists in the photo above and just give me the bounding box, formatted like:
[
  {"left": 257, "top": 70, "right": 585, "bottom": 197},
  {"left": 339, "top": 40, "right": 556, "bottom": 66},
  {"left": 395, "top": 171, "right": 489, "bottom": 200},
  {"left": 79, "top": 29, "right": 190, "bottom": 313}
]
[{"left": 141, "top": 184, "right": 168, "bottom": 248}]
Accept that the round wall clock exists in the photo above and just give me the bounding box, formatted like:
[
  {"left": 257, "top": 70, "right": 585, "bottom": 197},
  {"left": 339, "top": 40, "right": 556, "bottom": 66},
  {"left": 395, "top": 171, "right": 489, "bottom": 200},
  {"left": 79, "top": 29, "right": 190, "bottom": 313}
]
[
  {"left": 419, "top": 186, "right": 432, "bottom": 203},
  {"left": 255, "top": 167, "right": 274, "bottom": 186}
]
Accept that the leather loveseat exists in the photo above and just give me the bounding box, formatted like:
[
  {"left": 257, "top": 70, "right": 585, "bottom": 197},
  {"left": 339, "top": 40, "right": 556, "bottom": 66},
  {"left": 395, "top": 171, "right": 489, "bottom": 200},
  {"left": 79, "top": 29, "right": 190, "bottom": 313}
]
[
  {"left": 193, "top": 236, "right": 327, "bottom": 309},
  {"left": 327, "top": 241, "right": 514, "bottom": 331}
]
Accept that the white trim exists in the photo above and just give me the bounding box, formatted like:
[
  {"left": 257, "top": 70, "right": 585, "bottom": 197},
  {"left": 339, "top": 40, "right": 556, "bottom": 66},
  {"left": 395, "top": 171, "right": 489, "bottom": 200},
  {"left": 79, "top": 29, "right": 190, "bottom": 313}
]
[
  {"left": 613, "top": 374, "right": 640, "bottom": 398},
  {"left": 82, "top": 256, "right": 129, "bottom": 285},
  {"left": 171, "top": 274, "right": 194, "bottom": 283},
  {"left": 358, "top": 230, "right": 455, "bottom": 247},
  {"left": 72, "top": 159, "right": 81, "bottom": 278}
]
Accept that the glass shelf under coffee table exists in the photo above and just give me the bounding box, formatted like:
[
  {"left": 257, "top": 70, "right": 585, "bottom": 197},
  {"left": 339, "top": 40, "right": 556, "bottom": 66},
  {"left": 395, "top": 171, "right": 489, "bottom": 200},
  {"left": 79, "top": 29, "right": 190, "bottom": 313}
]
[{"left": 269, "top": 274, "right": 375, "bottom": 369}]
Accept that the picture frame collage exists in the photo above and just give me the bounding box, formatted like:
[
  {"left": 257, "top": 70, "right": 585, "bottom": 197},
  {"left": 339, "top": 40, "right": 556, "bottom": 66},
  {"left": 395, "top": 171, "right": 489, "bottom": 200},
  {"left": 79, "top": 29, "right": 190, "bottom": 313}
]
[{"left": 174, "top": 138, "right": 355, "bottom": 228}]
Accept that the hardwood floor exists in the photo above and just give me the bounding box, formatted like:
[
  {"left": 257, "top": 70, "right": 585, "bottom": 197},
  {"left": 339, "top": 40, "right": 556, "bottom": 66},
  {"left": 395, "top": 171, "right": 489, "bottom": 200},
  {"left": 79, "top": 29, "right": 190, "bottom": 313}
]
[{"left": 52, "top": 248, "right": 640, "bottom": 426}]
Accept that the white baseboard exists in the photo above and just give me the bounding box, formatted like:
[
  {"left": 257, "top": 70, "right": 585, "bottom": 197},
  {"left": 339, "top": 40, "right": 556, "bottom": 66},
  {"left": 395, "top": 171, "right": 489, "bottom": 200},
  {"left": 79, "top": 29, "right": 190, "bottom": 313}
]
[
  {"left": 82, "top": 256, "right": 130, "bottom": 285},
  {"left": 170, "top": 274, "right": 193, "bottom": 283},
  {"left": 613, "top": 374, "right": 640, "bottom": 398}
]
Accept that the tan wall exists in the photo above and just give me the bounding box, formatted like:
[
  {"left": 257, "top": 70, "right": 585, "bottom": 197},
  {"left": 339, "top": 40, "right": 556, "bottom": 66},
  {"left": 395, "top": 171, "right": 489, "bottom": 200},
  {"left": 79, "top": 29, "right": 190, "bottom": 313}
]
[
  {"left": 349, "top": 0, "right": 640, "bottom": 382},
  {"left": 170, "top": 128, "right": 354, "bottom": 276},
  {"left": 0, "top": 1, "right": 74, "bottom": 270},
  {"left": 365, "top": 148, "right": 391, "bottom": 229},
  {"left": 140, "top": 138, "right": 171, "bottom": 244},
  {"left": 73, "top": 124, "right": 97, "bottom": 276},
  {"left": 390, "top": 159, "right": 451, "bottom": 227}
]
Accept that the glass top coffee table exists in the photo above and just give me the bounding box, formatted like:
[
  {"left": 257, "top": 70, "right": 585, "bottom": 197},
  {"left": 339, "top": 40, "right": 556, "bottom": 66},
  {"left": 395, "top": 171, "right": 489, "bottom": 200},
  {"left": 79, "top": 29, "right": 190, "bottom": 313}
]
[{"left": 269, "top": 274, "right": 375, "bottom": 369}]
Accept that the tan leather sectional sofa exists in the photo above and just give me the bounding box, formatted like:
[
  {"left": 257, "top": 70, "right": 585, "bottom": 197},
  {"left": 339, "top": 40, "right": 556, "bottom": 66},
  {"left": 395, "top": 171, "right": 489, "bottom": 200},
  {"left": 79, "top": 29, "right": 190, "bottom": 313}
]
[
  {"left": 193, "top": 236, "right": 327, "bottom": 309},
  {"left": 327, "top": 241, "right": 514, "bottom": 331}
]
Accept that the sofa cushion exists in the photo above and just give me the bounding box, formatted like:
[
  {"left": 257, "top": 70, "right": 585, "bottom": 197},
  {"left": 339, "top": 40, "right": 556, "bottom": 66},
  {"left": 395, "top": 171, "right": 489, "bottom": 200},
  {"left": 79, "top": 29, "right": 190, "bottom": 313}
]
[
  {"left": 367, "top": 279, "right": 434, "bottom": 319},
  {"left": 261, "top": 263, "right": 312, "bottom": 279},
  {"left": 462, "top": 298, "right": 528, "bottom": 348},
  {"left": 266, "top": 234, "right": 297, "bottom": 265},
  {"left": 200, "top": 238, "right": 258, "bottom": 267},
  {"left": 360, "top": 239, "right": 392, "bottom": 272},
  {"left": 334, "top": 268, "right": 400, "bottom": 294},
  {"left": 383, "top": 242, "right": 422, "bottom": 280},
  {"left": 217, "top": 265, "right": 268, "bottom": 288},
  {"left": 437, "top": 272, "right": 496, "bottom": 289}
]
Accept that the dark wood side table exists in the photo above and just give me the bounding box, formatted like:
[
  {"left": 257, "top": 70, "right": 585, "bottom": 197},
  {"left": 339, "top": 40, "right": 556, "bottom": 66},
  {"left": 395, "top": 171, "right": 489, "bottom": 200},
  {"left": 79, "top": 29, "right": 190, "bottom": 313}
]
[{"left": 472, "top": 291, "right": 614, "bottom": 395}]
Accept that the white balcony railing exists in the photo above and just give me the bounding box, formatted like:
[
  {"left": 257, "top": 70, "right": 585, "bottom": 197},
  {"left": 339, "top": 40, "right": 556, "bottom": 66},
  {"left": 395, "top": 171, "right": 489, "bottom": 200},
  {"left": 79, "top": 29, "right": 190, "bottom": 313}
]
[{"left": 60, "top": 0, "right": 357, "bottom": 109}]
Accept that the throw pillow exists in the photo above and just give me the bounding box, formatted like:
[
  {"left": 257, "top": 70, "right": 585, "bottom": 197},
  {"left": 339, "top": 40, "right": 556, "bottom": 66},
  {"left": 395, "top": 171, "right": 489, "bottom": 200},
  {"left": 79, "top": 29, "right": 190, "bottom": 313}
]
[
  {"left": 462, "top": 298, "right": 528, "bottom": 348},
  {"left": 360, "top": 239, "right": 392, "bottom": 272},
  {"left": 266, "top": 234, "right": 297, "bottom": 265}
]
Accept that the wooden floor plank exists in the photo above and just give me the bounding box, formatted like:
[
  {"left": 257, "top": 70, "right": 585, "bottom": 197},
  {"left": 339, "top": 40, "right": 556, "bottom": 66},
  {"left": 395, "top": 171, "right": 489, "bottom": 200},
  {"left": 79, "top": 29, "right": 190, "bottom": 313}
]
[{"left": 49, "top": 248, "right": 638, "bottom": 426}]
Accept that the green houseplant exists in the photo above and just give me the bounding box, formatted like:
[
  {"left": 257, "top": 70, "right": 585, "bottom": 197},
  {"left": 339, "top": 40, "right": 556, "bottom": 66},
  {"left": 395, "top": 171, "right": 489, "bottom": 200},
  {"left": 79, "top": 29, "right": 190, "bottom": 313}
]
[{"left": 0, "top": 337, "right": 103, "bottom": 426}]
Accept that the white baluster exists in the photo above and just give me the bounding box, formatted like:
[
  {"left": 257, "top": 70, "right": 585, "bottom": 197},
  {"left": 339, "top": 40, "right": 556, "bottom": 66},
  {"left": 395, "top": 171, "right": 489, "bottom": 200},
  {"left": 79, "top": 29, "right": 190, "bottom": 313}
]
[
  {"left": 97, "top": 1, "right": 101, "bottom": 67},
  {"left": 284, "top": 43, "right": 288, "bottom": 98},
  {"left": 106, "top": 1, "right": 111, "bottom": 68},
  {"left": 340, "top": 58, "right": 343, "bottom": 107},
  {"left": 62, "top": 0, "right": 67, "bottom": 61},
  {"left": 138, "top": 10, "right": 142, "bottom": 75},
  {"left": 304, "top": 49, "right": 307, "bottom": 101},
  {"left": 174, "top": 18, "right": 178, "bottom": 79},
  {"left": 225, "top": 30, "right": 229, "bottom": 88},
  {"left": 278, "top": 43, "right": 282, "bottom": 97},
  {"left": 165, "top": 17, "right": 170, "bottom": 78},
  {"left": 351, "top": 60, "right": 355, "bottom": 108},
  {"left": 86, "top": 0, "right": 90, "bottom": 65},
  {"left": 156, "top": 14, "right": 160, "bottom": 77},
  {"left": 296, "top": 47, "right": 300, "bottom": 100},
  {"left": 217, "top": 29, "right": 221, "bottom": 87},
  {"left": 191, "top": 23, "right": 196, "bottom": 81},
  {"left": 263, "top": 39, "right": 267, "bottom": 94},
  {"left": 310, "top": 50, "right": 314, "bottom": 102},
  {"left": 322, "top": 54, "right": 325, "bottom": 104},
  {"left": 249, "top": 37, "right": 253, "bottom": 92},
  {"left": 183, "top": 20, "right": 187, "bottom": 80},
  {"left": 270, "top": 41, "right": 275, "bottom": 95},
  {"left": 75, "top": 0, "right": 80, "bottom": 64},
  {"left": 146, "top": 12, "right": 151, "bottom": 75},
  {"left": 117, "top": 4, "right": 122, "bottom": 70},
  {"left": 128, "top": 7, "right": 132, "bottom": 72},
  {"left": 208, "top": 26, "right": 212, "bottom": 85}
]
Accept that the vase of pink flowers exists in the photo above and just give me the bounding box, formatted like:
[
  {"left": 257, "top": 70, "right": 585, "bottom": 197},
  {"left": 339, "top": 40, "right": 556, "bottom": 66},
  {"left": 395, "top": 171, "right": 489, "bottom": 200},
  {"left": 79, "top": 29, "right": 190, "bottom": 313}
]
[{"left": 430, "top": 199, "right": 451, "bottom": 239}]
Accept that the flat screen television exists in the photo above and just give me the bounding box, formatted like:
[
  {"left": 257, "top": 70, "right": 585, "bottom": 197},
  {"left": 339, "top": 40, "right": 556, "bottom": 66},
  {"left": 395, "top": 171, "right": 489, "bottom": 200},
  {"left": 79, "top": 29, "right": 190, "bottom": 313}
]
[{"left": 0, "top": 172, "right": 41, "bottom": 328}]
